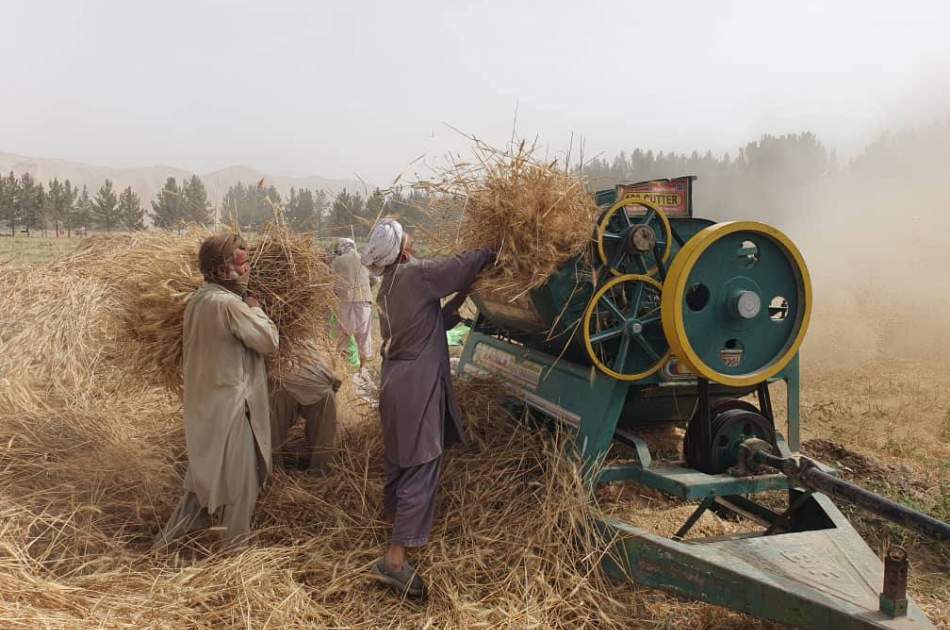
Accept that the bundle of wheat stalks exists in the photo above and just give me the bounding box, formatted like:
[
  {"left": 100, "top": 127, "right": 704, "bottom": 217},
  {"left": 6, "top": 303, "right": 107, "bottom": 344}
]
[
  {"left": 0, "top": 246, "right": 768, "bottom": 628},
  {"left": 55, "top": 223, "right": 337, "bottom": 392},
  {"left": 414, "top": 138, "right": 600, "bottom": 301}
]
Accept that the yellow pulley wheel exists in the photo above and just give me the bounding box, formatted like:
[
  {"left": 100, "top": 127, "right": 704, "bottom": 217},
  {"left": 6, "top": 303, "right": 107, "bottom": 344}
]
[
  {"left": 660, "top": 221, "right": 812, "bottom": 387},
  {"left": 583, "top": 274, "right": 671, "bottom": 381},
  {"left": 596, "top": 198, "right": 673, "bottom": 277}
]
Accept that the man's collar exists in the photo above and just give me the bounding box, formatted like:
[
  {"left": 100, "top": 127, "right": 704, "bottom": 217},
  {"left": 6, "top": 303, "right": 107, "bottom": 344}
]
[{"left": 205, "top": 280, "right": 244, "bottom": 297}]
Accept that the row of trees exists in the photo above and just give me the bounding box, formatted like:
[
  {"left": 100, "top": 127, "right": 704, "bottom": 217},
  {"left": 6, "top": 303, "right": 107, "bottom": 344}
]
[
  {"left": 216, "top": 183, "right": 427, "bottom": 238},
  {"left": 0, "top": 173, "right": 212, "bottom": 236},
  {"left": 578, "top": 121, "right": 950, "bottom": 228},
  {"left": 0, "top": 173, "right": 226, "bottom": 236},
  {"left": 0, "top": 173, "right": 148, "bottom": 236},
  {"left": 580, "top": 132, "right": 834, "bottom": 225},
  {"left": 11, "top": 123, "right": 934, "bottom": 237},
  {"left": 0, "top": 170, "right": 402, "bottom": 238}
]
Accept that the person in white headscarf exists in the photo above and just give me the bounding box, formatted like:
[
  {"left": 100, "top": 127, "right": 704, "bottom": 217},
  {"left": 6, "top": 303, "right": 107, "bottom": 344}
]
[
  {"left": 363, "top": 218, "right": 493, "bottom": 599},
  {"left": 331, "top": 237, "right": 375, "bottom": 365},
  {"left": 360, "top": 218, "right": 404, "bottom": 276}
]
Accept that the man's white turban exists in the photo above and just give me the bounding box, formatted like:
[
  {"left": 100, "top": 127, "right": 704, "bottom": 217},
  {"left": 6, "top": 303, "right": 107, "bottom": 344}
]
[
  {"left": 361, "top": 218, "right": 404, "bottom": 275},
  {"left": 336, "top": 238, "right": 356, "bottom": 255}
]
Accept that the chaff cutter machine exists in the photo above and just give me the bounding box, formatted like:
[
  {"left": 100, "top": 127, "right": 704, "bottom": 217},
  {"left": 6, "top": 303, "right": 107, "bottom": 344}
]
[{"left": 458, "top": 177, "right": 949, "bottom": 629}]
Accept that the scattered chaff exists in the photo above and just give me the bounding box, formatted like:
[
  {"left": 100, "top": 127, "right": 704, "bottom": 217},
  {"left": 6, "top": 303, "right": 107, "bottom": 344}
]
[{"left": 0, "top": 258, "right": 761, "bottom": 626}]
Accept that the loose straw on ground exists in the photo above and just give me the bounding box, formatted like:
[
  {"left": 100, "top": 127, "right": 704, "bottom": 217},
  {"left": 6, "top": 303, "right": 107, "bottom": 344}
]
[{"left": 0, "top": 252, "right": 775, "bottom": 628}]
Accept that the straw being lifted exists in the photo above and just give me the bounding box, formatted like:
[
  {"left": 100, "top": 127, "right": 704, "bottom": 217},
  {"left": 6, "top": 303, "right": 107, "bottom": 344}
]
[
  {"left": 57, "top": 222, "right": 337, "bottom": 393},
  {"left": 414, "top": 138, "right": 600, "bottom": 301}
]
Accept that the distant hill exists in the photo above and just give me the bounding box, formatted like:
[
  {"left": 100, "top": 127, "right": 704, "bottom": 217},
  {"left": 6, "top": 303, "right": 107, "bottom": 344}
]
[{"left": 0, "top": 151, "right": 368, "bottom": 207}]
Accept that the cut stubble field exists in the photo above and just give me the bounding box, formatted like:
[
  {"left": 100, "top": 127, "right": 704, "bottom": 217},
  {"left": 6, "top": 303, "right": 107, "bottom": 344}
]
[{"left": 0, "top": 234, "right": 85, "bottom": 266}]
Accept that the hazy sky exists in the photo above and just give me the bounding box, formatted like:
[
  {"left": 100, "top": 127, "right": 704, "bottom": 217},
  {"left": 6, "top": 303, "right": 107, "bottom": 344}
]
[{"left": 2, "top": 0, "right": 949, "bottom": 184}]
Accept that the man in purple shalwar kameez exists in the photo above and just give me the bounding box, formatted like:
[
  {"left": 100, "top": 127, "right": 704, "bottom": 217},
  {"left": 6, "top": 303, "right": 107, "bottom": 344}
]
[{"left": 361, "top": 218, "right": 493, "bottom": 598}]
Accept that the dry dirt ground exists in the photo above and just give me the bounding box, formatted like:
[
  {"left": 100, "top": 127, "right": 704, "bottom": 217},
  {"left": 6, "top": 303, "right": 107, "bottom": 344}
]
[
  {"left": 797, "top": 360, "right": 950, "bottom": 621},
  {"left": 1, "top": 236, "right": 947, "bottom": 628},
  {"left": 596, "top": 356, "right": 950, "bottom": 628}
]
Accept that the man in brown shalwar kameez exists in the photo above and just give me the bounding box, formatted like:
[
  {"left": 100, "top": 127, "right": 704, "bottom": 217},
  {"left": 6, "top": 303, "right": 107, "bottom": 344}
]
[
  {"left": 361, "top": 218, "right": 493, "bottom": 598},
  {"left": 153, "top": 233, "right": 278, "bottom": 550},
  {"left": 270, "top": 344, "right": 341, "bottom": 471}
]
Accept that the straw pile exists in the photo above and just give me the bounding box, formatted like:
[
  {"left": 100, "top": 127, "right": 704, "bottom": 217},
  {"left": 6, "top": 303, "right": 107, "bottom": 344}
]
[
  {"left": 415, "top": 138, "right": 600, "bottom": 301},
  {"left": 54, "top": 223, "right": 336, "bottom": 392},
  {"left": 0, "top": 267, "right": 125, "bottom": 411},
  {"left": 0, "top": 246, "right": 771, "bottom": 628}
]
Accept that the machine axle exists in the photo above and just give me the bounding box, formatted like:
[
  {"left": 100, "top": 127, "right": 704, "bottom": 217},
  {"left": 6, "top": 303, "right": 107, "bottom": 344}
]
[{"left": 740, "top": 438, "right": 950, "bottom": 541}]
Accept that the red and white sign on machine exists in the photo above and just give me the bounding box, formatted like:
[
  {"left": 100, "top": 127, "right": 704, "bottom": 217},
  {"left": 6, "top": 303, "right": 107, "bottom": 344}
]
[{"left": 615, "top": 176, "right": 695, "bottom": 218}]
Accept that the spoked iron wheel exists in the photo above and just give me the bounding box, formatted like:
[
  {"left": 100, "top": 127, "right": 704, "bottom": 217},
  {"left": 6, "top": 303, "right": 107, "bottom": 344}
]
[
  {"left": 582, "top": 274, "right": 670, "bottom": 381},
  {"left": 595, "top": 198, "right": 673, "bottom": 278}
]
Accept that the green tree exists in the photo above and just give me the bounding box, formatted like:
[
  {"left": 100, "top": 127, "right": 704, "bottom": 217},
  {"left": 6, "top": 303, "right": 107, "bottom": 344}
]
[
  {"left": 118, "top": 186, "right": 145, "bottom": 231},
  {"left": 39, "top": 181, "right": 54, "bottom": 237},
  {"left": 219, "top": 182, "right": 248, "bottom": 226},
  {"left": 18, "top": 173, "right": 45, "bottom": 236},
  {"left": 257, "top": 184, "right": 282, "bottom": 227},
  {"left": 47, "top": 178, "right": 65, "bottom": 236},
  {"left": 92, "top": 179, "right": 121, "bottom": 232},
  {"left": 313, "top": 189, "right": 329, "bottom": 229},
  {"left": 47, "top": 178, "right": 80, "bottom": 237},
  {"left": 0, "top": 172, "right": 19, "bottom": 236},
  {"left": 33, "top": 179, "right": 47, "bottom": 235},
  {"left": 286, "top": 187, "right": 320, "bottom": 231},
  {"left": 150, "top": 177, "right": 182, "bottom": 229},
  {"left": 328, "top": 189, "right": 365, "bottom": 238},
  {"left": 365, "top": 187, "right": 386, "bottom": 220},
  {"left": 181, "top": 175, "right": 212, "bottom": 224},
  {"left": 382, "top": 188, "right": 432, "bottom": 230},
  {"left": 0, "top": 175, "right": 5, "bottom": 233},
  {"left": 75, "top": 185, "right": 93, "bottom": 235},
  {"left": 61, "top": 180, "right": 78, "bottom": 237},
  {"left": 219, "top": 182, "right": 281, "bottom": 229},
  {"left": 285, "top": 187, "right": 298, "bottom": 223}
]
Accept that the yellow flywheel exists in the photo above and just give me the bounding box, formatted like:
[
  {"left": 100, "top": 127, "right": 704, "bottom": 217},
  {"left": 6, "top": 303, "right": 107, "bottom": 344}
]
[
  {"left": 583, "top": 274, "right": 671, "bottom": 381},
  {"left": 596, "top": 198, "right": 673, "bottom": 277},
  {"left": 660, "top": 221, "right": 812, "bottom": 387}
]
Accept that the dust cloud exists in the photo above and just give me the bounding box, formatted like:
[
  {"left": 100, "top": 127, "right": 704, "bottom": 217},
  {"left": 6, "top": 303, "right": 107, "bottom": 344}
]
[{"left": 760, "top": 121, "right": 950, "bottom": 365}]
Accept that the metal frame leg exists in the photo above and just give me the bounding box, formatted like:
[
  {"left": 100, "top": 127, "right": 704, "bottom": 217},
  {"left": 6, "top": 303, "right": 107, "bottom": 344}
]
[
  {"left": 783, "top": 355, "right": 801, "bottom": 452},
  {"left": 673, "top": 496, "right": 715, "bottom": 540}
]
